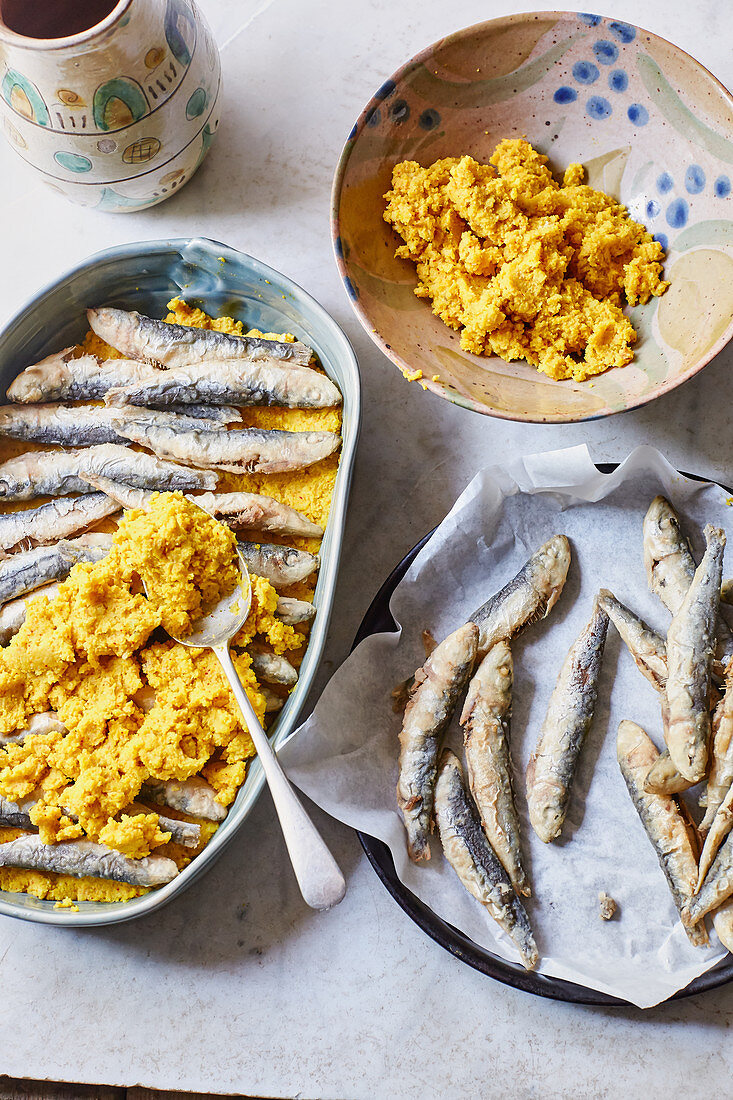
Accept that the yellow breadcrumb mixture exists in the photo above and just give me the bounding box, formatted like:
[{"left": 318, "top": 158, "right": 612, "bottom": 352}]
[
  {"left": 0, "top": 300, "right": 341, "bottom": 904},
  {"left": 384, "top": 138, "right": 669, "bottom": 382}
]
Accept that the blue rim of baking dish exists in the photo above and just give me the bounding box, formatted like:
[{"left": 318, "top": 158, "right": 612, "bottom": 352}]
[
  {"left": 353, "top": 464, "right": 733, "bottom": 1006},
  {"left": 0, "top": 236, "right": 361, "bottom": 925}
]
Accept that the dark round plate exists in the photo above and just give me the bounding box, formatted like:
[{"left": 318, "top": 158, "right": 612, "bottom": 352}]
[{"left": 352, "top": 465, "right": 733, "bottom": 1006}]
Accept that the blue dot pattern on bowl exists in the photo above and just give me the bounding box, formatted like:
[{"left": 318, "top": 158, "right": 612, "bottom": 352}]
[
  {"left": 573, "top": 60, "right": 599, "bottom": 84},
  {"left": 627, "top": 103, "right": 649, "bottom": 126},
  {"left": 579, "top": 13, "right": 602, "bottom": 26},
  {"left": 685, "top": 165, "right": 706, "bottom": 194},
  {"left": 714, "top": 175, "right": 731, "bottom": 198},
  {"left": 419, "top": 108, "right": 441, "bottom": 130},
  {"left": 643, "top": 164, "right": 726, "bottom": 237},
  {"left": 666, "top": 198, "right": 689, "bottom": 228},
  {"left": 593, "top": 40, "right": 619, "bottom": 65},
  {"left": 390, "top": 99, "right": 410, "bottom": 123},
  {"left": 556, "top": 28, "right": 647, "bottom": 124},
  {"left": 608, "top": 21, "right": 636, "bottom": 42},
  {"left": 587, "top": 96, "right": 612, "bottom": 120}
]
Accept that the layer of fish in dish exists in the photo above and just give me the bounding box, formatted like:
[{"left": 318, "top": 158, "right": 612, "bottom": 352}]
[
  {"left": 0, "top": 299, "right": 342, "bottom": 906},
  {"left": 394, "top": 500, "right": 733, "bottom": 970}
]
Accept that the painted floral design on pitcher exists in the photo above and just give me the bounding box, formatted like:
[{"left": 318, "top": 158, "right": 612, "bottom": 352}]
[{"left": 0, "top": 0, "right": 221, "bottom": 211}]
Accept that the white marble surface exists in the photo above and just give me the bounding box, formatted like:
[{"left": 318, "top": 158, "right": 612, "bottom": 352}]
[{"left": 0, "top": 0, "right": 731, "bottom": 1096}]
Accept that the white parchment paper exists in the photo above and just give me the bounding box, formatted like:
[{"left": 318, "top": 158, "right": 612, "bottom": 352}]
[{"left": 280, "top": 445, "right": 733, "bottom": 1008}]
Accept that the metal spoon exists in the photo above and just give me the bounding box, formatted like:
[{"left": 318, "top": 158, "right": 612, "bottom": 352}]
[{"left": 165, "top": 550, "right": 346, "bottom": 911}]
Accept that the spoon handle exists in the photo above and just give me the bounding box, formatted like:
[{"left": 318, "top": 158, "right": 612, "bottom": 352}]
[{"left": 213, "top": 643, "right": 346, "bottom": 911}]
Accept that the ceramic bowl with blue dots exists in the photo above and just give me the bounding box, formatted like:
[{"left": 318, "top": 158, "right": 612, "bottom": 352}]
[{"left": 331, "top": 11, "right": 733, "bottom": 423}]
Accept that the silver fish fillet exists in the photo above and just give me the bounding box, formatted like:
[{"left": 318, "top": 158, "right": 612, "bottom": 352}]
[
  {"left": 79, "top": 478, "right": 152, "bottom": 511},
  {"left": 237, "top": 541, "right": 318, "bottom": 588},
  {"left": 4, "top": 349, "right": 244, "bottom": 422},
  {"left": 460, "top": 640, "right": 530, "bottom": 897},
  {"left": 166, "top": 403, "right": 242, "bottom": 424},
  {"left": 644, "top": 749, "right": 695, "bottom": 796},
  {"left": 0, "top": 533, "right": 112, "bottom": 606},
  {"left": 0, "top": 793, "right": 37, "bottom": 828},
  {"left": 526, "top": 597, "right": 609, "bottom": 843},
  {"left": 84, "top": 481, "right": 323, "bottom": 541},
  {"left": 0, "top": 833, "right": 179, "bottom": 886},
  {"left": 0, "top": 403, "right": 129, "bottom": 446},
  {"left": 0, "top": 452, "right": 88, "bottom": 500},
  {"left": 0, "top": 712, "right": 67, "bottom": 747},
  {"left": 109, "top": 405, "right": 341, "bottom": 474},
  {"left": 0, "top": 403, "right": 236, "bottom": 449},
  {"left": 262, "top": 687, "right": 285, "bottom": 714},
  {"left": 87, "top": 307, "right": 313, "bottom": 369},
  {"left": 697, "top": 783, "right": 733, "bottom": 890},
  {"left": 0, "top": 493, "right": 119, "bottom": 553},
  {"left": 5, "top": 351, "right": 243, "bottom": 424},
  {"left": 7, "top": 349, "right": 160, "bottom": 403},
  {"left": 141, "top": 778, "right": 228, "bottom": 822},
  {"left": 0, "top": 583, "right": 60, "bottom": 645},
  {"left": 434, "top": 750, "right": 538, "bottom": 970},
  {"left": 471, "top": 535, "right": 571, "bottom": 657},
  {"left": 684, "top": 829, "right": 733, "bottom": 927},
  {"left": 126, "top": 803, "right": 202, "bottom": 849},
  {"left": 617, "top": 719, "right": 708, "bottom": 947},
  {"left": 597, "top": 589, "right": 667, "bottom": 693},
  {"left": 665, "top": 525, "right": 725, "bottom": 782},
  {"left": 194, "top": 492, "right": 323, "bottom": 538},
  {"left": 105, "top": 358, "right": 341, "bottom": 410},
  {"left": 396, "top": 622, "right": 478, "bottom": 862},
  {"left": 643, "top": 495, "right": 696, "bottom": 614},
  {"left": 275, "top": 596, "right": 316, "bottom": 625},
  {"left": 644, "top": 495, "right": 733, "bottom": 665},
  {"left": 74, "top": 443, "right": 216, "bottom": 492},
  {"left": 592, "top": 596, "right": 689, "bottom": 796},
  {"left": 0, "top": 443, "right": 216, "bottom": 502},
  {"left": 249, "top": 645, "right": 298, "bottom": 687},
  {"left": 700, "top": 665, "right": 733, "bottom": 835}
]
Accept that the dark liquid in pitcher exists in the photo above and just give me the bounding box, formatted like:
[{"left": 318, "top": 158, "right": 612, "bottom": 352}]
[{"left": 1, "top": 0, "right": 120, "bottom": 38}]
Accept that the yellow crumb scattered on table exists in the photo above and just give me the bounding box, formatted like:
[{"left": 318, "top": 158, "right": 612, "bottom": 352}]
[{"left": 384, "top": 138, "right": 669, "bottom": 382}]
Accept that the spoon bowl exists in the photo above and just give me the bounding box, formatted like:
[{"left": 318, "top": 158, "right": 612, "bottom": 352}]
[
  {"left": 152, "top": 542, "right": 346, "bottom": 912},
  {"left": 169, "top": 550, "right": 252, "bottom": 649}
]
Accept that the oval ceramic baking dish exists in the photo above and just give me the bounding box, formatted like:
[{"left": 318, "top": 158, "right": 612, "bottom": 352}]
[{"left": 0, "top": 237, "right": 361, "bottom": 926}]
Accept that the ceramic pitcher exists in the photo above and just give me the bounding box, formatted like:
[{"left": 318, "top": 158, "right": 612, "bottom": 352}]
[{"left": 0, "top": 0, "right": 221, "bottom": 212}]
